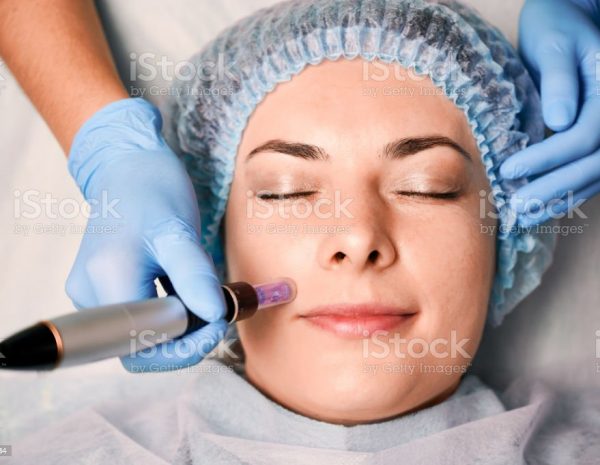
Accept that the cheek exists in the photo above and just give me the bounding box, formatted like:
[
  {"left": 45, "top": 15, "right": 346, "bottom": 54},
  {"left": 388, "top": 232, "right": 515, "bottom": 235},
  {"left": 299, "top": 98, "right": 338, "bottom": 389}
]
[
  {"left": 225, "top": 211, "right": 311, "bottom": 282},
  {"left": 224, "top": 181, "right": 275, "bottom": 281},
  {"left": 225, "top": 175, "right": 322, "bottom": 283},
  {"left": 398, "top": 196, "right": 496, "bottom": 332}
]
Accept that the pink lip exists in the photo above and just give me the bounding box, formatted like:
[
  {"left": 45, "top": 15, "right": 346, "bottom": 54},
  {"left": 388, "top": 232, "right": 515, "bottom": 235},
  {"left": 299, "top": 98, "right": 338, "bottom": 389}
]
[{"left": 299, "top": 304, "right": 417, "bottom": 338}]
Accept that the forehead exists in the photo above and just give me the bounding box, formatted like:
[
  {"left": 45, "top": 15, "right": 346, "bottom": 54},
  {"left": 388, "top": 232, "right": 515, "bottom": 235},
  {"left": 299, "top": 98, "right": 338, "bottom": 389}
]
[{"left": 238, "top": 59, "right": 477, "bottom": 157}]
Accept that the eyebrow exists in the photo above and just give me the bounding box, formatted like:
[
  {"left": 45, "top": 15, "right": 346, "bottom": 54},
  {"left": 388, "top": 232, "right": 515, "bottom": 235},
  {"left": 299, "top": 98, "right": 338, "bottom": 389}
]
[{"left": 245, "top": 136, "right": 473, "bottom": 163}]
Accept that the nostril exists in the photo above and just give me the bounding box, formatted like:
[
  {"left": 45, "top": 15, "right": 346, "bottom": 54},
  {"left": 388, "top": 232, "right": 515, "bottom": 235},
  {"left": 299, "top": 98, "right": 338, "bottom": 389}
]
[
  {"left": 334, "top": 251, "right": 345, "bottom": 262},
  {"left": 368, "top": 250, "right": 379, "bottom": 263}
]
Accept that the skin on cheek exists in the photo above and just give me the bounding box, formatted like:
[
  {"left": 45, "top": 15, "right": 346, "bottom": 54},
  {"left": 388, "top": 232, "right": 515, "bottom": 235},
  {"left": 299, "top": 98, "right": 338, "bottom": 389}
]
[{"left": 390, "top": 202, "right": 493, "bottom": 347}]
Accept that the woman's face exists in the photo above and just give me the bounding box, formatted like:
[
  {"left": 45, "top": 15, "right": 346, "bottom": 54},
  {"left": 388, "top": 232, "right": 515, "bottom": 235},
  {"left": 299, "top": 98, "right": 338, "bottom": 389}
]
[{"left": 224, "top": 59, "right": 497, "bottom": 425}]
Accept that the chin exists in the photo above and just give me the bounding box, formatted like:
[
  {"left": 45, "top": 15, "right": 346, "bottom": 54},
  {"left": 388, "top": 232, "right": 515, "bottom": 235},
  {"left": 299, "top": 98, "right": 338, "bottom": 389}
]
[
  {"left": 309, "top": 365, "right": 419, "bottom": 417},
  {"left": 296, "top": 359, "right": 467, "bottom": 421},
  {"left": 298, "top": 383, "right": 418, "bottom": 425}
]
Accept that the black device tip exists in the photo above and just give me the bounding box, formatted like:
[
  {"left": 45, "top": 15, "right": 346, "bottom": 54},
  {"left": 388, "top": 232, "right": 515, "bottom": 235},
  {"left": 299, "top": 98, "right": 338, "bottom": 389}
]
[{"left": 0, "top": 323, "right": 59, "bottom": 370}]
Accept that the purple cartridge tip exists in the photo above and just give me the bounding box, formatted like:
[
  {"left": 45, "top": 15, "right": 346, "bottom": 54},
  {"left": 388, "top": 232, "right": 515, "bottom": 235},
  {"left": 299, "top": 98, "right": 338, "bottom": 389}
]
[{"left": 254, "top": 278, "right": 297, "bottom": 310}]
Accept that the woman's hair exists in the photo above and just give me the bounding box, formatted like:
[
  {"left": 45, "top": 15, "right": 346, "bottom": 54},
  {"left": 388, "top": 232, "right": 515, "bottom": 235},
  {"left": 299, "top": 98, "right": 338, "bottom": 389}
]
[{"left": 162, "top": 0, "right": 557, "bottom": 328}]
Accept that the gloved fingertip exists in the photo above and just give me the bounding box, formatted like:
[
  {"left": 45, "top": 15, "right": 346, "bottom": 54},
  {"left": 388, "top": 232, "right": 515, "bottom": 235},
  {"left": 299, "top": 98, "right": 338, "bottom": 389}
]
[
  {"left": 213, "top": 317, "right": 230, "bottom": 335},
  {"left": 544, "top": 101, "right": 576, "bottom": 132},
  {"left": 500, "top": 160, "right": 529, "bottom": 180},
  {"left": 181, "top": 275, "right": 227, "bottom": 322},
  {"left": 499, "top": 160, "right": 517, "bottom": 180}
]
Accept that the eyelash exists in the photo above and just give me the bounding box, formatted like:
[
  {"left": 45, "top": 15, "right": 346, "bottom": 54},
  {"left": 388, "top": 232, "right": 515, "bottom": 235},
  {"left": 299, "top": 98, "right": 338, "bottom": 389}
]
[
  {"left": 393, "top": 190, "right": 461, "bottom": 200},
  {"left": 256, "top": 191, "right": 461, "bottom": 200},
  {"left": 257, "top": 191, "right": 318, "bottom": 200}
]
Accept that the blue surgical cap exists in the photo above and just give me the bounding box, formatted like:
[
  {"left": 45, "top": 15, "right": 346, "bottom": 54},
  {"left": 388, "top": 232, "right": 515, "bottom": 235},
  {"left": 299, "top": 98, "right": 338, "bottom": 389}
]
[{"left": 163, "top": 0, "right": 557, "bottom": 327}]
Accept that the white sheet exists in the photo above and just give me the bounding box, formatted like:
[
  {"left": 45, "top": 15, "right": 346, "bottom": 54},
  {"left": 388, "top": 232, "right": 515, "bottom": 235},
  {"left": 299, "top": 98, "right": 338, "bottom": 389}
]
[{"left": 9, "top": 358, "right": 600, "bottom": 464}]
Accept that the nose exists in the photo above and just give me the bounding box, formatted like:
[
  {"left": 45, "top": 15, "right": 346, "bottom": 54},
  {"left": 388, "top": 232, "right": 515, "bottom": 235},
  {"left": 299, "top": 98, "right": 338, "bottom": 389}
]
[{"left": 317, "top": 194, "right": 397, "bottom": 273}]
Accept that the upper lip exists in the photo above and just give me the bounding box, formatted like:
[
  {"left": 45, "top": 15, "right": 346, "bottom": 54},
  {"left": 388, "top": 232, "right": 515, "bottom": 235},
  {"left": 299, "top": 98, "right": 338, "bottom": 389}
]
[{"left": 300, "top": 303, "right": 417, "bottom": 318}]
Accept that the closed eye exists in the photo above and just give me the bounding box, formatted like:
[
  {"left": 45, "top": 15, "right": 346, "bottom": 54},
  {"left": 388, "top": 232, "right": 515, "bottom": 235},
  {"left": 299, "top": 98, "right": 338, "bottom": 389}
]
[
  {"left": 394, "top": 190, "right": 461, "bottom": 199},
  {"left": 256, "top": 191, "right": 318, "bottom": 200}
]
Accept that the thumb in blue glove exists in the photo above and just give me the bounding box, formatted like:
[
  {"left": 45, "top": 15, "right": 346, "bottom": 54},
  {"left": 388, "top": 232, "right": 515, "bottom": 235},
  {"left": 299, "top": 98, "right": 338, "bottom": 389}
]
[{"left": 65, "top": 97, "right": 229, "bottom": 373}]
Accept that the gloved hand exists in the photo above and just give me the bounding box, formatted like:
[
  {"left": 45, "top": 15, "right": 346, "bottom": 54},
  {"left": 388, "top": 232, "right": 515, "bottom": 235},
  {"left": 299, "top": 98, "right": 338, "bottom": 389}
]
[
  {"left": 500, "top": 0, "right": 600, "bottom": 226},
  {"left": 65, "top": 97, "right": 229, "bottom": 373}
]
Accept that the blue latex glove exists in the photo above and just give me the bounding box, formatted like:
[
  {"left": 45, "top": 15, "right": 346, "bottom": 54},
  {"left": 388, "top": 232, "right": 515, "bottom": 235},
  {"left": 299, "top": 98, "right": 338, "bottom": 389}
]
[
  {"left": 65, "top": 97, "right": 229, "bottom": 373},
  {"left": 500, "top": 0, "right": 600, "bottom": 226}
]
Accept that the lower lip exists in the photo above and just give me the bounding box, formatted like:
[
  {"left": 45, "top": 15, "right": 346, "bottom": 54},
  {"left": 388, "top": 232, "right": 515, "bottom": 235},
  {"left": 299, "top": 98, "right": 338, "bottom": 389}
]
[{"left": 301, "top": 314, "right": 415, "bottom": 338}]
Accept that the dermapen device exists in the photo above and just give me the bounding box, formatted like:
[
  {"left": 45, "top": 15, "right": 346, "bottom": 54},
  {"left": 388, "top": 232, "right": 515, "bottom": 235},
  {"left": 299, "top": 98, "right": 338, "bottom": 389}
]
[{"left": 0, "top": 278, "right": 296, "bottom": 370}]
